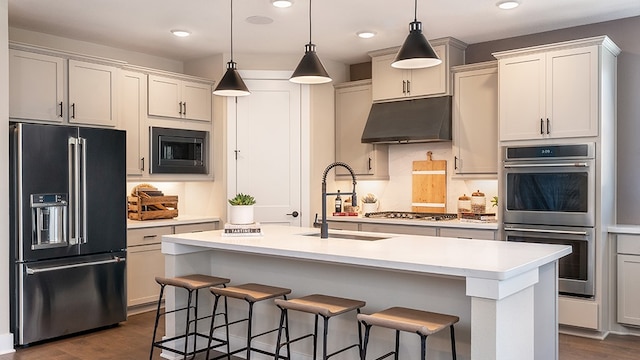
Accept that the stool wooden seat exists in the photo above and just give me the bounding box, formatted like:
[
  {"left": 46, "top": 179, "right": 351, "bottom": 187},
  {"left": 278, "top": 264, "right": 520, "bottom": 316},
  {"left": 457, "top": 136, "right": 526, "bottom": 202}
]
[
  {"left": 150, "top": 274, "right": 230, "bottom": 360},
  {"left": 274, "top": 294, "right": 366, "bottom": 360},
  {"left": 206, "top": 283, "right": 292, "bottom": 360},
  {"left": 358, "top": 307, "right": 459, "bottom": 360}
]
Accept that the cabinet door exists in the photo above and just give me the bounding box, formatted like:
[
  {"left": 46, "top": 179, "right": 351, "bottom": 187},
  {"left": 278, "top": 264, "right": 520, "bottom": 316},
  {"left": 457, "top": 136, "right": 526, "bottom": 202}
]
[
  {"left": 127, "top": 243, "right": 165, "bottom": 307},
  {"left": 618, "top": 254, "right": 640, "bottom": 326},
  {"left": 335, "top": 82, "right": 374, "bottom": 175},
  {"left": 453, "top": 66, "right": 498, "bottom": 175},
  {"left": 174, "top": 222, "right": 218, "bottom": 234},
  {"left": 121, "top": 70, "right": 147, "bottom": 176},
  {"left": 360, "top": 223, "right": 437, "bottom": 236},
  {"left": 498, "top": 54, "right": 546, "bottom": 141},
  {"left": 371, "top": 53, "right": 406, "bottom": 101},
  {"left": 546, "top": 46, "right": 598, "bottom": 138},
  {"left": 68, "top": 59, "right": 117, "bottom": 126},
  {"left": 148, "top": 75, "right": 181, "bottom": 118},
  {"left": 9, "top": 49, "right": 65, "bottom": 122},
  {"left": 408, "top": 45, "right": 446, "bottom": 97},
  {"left": 181, "top": 81, "right": 212, "bottom": 122}
]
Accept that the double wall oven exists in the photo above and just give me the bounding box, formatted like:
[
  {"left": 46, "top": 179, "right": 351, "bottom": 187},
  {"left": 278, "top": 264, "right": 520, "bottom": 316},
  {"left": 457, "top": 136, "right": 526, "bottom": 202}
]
[{"left": 502, "top": 143, "right": 595, "bottom": 297}]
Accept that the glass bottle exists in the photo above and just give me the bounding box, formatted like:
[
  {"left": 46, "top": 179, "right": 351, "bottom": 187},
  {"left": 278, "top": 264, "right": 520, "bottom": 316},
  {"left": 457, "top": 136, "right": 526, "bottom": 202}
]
[{"left": 335, "top": 190, "right": 342, "bottom": 213}]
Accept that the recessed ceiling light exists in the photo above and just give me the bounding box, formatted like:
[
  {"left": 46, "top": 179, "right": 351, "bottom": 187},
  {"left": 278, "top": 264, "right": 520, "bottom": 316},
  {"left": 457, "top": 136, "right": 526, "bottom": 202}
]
[
  {"left": 171, "top": 30, "right": 191, "bottom": 37},
  {"left": 357, "top": 31, "right": 377, "bottom": 39},
  {"left": 271, "top": 0, "right": 293, "bottom": 8},
  {"left": 497, "top": 0, "right": 520, "bottom": 10}
]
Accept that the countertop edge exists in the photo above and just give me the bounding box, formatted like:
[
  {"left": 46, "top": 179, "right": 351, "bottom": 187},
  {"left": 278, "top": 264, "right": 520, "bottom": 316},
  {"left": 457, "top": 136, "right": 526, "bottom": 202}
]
[
  {"left": 608, "top": 224, "right": 640, "bottom": 234},
  {"left": 127, "top": 215, "right": 221, "bottom": 229}
]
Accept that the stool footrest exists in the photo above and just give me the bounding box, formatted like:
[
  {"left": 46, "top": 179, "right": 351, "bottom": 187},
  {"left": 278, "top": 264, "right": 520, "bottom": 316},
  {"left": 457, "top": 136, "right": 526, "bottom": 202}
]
[{"left": 152, "top": 332, "right": 227, "bottom": 357}]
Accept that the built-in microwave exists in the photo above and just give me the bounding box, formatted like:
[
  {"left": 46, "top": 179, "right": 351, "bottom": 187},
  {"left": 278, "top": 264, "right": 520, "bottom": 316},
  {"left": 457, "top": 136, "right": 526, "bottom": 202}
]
[{"left": 150, "top": 127, "right": 208, "bottom": 174}]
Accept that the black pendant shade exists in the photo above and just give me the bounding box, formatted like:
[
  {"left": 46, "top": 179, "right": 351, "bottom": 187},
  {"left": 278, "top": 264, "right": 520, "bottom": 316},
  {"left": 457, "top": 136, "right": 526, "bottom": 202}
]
[
  {"left": 213, "top": 0, "right": 250, "bottom": 97},
  {"left": 290, "top": 43, "right": 331, "bottom": 84},
  {"left": 213, "top": 61, "right": 250, "bottom": 97},
  {"left": 392, "top": 1, "right": 441, "bottom": 69}
]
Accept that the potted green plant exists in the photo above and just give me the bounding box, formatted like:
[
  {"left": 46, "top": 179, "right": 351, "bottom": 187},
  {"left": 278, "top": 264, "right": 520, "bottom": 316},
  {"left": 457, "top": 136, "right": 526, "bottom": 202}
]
[
  {"left": 361, "top": 193, "right": 379, "bottom": 215},
  {"left": 228, "top": 193, "right": 256, "bottom": 225}
]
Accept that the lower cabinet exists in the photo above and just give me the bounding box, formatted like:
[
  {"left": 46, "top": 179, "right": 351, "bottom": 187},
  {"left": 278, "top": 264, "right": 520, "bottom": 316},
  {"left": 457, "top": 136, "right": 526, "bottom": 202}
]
[
  {"left": 439, "top": 228, "right": 496, "bottom": 240},
  {"left": 327, "top": 220, "right": 496, "bottom": 239},
  {"left": 126, "top": 221, "right": 219, "bottom": 309},
  {"left": 617, "top": 234, "right": 640, "bottom": 326}
]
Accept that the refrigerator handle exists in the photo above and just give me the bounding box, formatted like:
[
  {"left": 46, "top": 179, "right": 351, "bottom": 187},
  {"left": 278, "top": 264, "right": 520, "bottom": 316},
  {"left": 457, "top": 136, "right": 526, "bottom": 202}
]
[
  {"left": 68, "top": 137, "right": 79, "bottom": 245},
  {"left": 25, "top": 256, "right": 125, "bottom": 275},
  {"left": 79, "top": 137, "right": 88, "bottom": 244}
]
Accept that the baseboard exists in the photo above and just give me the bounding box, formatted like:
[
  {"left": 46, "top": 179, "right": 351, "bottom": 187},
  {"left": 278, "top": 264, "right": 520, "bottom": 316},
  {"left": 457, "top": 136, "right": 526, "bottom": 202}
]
[{"left": 0, "top": 332, "right": 15, "bottom": 355}]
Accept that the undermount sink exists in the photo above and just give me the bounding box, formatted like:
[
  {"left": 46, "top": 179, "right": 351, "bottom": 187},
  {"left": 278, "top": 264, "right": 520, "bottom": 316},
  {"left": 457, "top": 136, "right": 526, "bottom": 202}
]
[{"left": 302, "top": 232, "right": 389, "bottom": 241}]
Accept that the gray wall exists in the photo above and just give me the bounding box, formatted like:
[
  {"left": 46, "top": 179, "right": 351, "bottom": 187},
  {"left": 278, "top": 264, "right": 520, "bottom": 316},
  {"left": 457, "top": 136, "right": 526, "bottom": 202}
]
[{"left": 465, "top": 15, "right": 640, "bottom": 225}]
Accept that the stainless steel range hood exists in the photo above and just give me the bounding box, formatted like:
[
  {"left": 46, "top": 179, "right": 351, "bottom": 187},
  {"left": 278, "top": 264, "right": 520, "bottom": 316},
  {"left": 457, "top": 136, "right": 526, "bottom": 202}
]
[{"left": 361, "top": 96, "right": 452, "bottom": 144}]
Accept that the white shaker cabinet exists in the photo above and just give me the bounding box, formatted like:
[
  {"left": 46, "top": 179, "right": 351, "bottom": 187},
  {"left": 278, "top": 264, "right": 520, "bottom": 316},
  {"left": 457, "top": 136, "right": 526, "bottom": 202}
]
[
  {"left": 68, "top": 59, "right": 118, "bottom": 127},
  {"left": 451, "top": 62, "right": 498, "bottom": 176},
  {"left": 148, "top": 75, "right": 212, "bottom": 122},
  {"left": 120, "top": 70, "right": 147, "bottom": 176},
  {"left": 369, "top": 37, "right": 466, "bottom": 102},
  {"left": 495, "top": 37, "right": 619, "bottom": 141},
  {"left": 617, "top": 234, "right": 640, "bottom": 326},
  {"left": 334, "top": 80, "right": 388, "bottom": 179},
  {"left": 9, "top": 49, "right": 65, "bottom": 123}
]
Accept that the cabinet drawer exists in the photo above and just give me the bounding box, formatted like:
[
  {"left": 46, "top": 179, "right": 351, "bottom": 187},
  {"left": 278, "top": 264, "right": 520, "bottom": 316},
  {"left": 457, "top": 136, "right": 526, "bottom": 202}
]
[
  {"left": 174, "top": 222, "right": 218, "bottom": 234},
  {"left": 618, "top": 234, "right": 640, "bottom": 255},
  {"left": 127, "top": 226, "right": 173, "bottom": 247},
  {"left": 439, "top": 228, "right": 496, "bottom": 240},
  {"left": 327, "top": 221, "right": 360, "bottom": 231},
  {"left": 360, "top": 223, "right": 437, "bottom": 236}
]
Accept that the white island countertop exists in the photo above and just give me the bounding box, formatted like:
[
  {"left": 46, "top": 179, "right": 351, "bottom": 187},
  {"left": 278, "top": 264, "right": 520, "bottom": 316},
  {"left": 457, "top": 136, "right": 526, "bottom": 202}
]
[
  {"left": 162, "top": 224, "right": 567, "bottom": 281},
  {"left": 162, "top": 225, "right": 571, "bottom": 360}
]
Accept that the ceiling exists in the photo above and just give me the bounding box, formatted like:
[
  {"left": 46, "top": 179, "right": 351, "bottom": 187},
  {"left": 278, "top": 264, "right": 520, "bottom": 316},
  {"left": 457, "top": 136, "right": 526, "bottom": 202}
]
[{"left": 8, "top": 0, "right": 640, "bottom": 65}]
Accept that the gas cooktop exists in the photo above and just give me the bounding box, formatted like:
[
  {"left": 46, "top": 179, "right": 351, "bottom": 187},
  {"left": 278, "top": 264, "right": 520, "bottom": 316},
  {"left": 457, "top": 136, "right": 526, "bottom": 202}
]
[{"left": 364, "top": 211, "right": 458, "bottom": 221}]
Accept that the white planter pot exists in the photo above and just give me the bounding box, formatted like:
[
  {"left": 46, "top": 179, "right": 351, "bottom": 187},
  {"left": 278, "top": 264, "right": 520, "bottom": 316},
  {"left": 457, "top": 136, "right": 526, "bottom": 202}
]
[
  {"left": 229, "top": 205, "right": 255, "bottom": 225},
  {"left": 361, "top": 202, "right": 379, "bottom": 215}
]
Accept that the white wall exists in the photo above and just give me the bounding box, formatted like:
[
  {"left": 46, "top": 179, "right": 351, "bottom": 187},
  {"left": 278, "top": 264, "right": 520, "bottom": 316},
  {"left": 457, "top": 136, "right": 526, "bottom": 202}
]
[{"left": 0, "top": 0, "right": 13, "bottom": 354}]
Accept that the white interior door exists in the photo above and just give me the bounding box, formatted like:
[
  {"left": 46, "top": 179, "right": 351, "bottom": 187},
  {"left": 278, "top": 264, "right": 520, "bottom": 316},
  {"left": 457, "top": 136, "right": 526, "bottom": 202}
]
[{"left": 227, "top": 76, "right": 304, "bottom": 226}]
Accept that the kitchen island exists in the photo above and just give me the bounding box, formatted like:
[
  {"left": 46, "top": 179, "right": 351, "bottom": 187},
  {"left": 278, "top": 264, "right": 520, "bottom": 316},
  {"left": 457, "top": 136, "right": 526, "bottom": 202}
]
[{"left": 162, "top": 225, "right": 570, "bottom": 360}]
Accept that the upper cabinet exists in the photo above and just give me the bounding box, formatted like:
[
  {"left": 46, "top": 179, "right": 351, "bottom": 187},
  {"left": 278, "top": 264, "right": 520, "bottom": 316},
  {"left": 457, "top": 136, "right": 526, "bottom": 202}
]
[
  {"left": 494, "top": 36, "right": 620, "bottom": 141},
  {"left": 334, "top": 80, "right": 389, "bottom": 180},
  {"left": 451, "top": 62, "right": 498, "bottom": 177},
  {"left": 120, "top": 70, "right": 147, "bottom": 177},
  {"left": 9, "top": 47, "right": 120, "bottom": 127},
  {"left": 368, "top": 37, "right": 467, "bottom": 102},
  {"left": 148, "top": 75, "right": 212, "bottom": 122}
]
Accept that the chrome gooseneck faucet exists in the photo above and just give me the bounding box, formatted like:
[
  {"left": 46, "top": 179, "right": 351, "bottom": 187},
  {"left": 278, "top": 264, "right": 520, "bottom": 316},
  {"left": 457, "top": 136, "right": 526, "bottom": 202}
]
[{"left": 318, "top": 162, "right": 357, "bottom": 239}]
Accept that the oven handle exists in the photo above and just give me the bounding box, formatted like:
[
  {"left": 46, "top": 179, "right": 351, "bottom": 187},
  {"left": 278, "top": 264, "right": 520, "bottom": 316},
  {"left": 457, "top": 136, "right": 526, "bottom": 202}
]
[
  {"left": 504, "top": 162, "right": 589, "bottom": 168},
  {"left": 504, "top": 227, "right": 588, "bottom": 236}
]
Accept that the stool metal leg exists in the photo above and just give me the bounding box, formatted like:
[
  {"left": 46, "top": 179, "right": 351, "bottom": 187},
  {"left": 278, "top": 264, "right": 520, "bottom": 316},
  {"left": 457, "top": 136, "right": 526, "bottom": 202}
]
[
  {"left": 419, "top": 335, "right": 427, "bottom": 360},
  {"left": 450, "top": 325, "right": 457, "bottom": 360},
  {"left": 183, "top": 289, "right": 193, "bottom": 360},
  {"left": 361, "top": 323, "right": 371, "bottom": 360},
  {"left": 313, "top": 315, "right": 319, "bottom": 360},
  {"left": 150, "top": 284, "right": 166, "bottom": 360},
  {"left": 247, "top": 301, "right": 255, "bottom": 360},
  {"left": 322, "top": 316, "right": 329, "bottom": 360}
]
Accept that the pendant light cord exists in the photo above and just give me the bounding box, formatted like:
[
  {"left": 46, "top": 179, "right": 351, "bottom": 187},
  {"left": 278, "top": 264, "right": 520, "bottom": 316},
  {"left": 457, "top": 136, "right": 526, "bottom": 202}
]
[
  {"left": 308, "top": 0, "right": 312, "bottom": 44},
  {"left": 230, "top": 0, "right": 234, "bottom": 61},
  {"left": 414, "top": 0, "right": 418, "bottom": 22}
]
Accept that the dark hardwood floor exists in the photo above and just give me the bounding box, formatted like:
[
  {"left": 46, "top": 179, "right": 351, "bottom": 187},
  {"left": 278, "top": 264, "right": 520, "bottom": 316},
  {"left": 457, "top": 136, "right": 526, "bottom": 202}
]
[{"left": 1, "top": 310, "right": 639, "bottom": 359}]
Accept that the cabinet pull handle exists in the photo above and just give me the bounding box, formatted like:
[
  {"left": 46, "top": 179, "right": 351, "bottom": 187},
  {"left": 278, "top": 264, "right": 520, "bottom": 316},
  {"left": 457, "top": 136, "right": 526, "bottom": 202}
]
[
  {"left": 402, "top": 80, "right": 406, "bottom": 94},
  {"left": 546, "top": 118, "right": 550, "bottom": 134},
  {"left": 454, "top": 156, "right": 459, "bottom": 170},
  {"left": 368, "top": 157, "right": 372, "bottom": 171},
  {"left": 141, "top": 157, "right": 145, "bottom": 171},
  {"left": 59, "top": 102, "right": 63, "bottom": 118},
  {"left": 143, "top": 235, "right": 158, "bottom": 239},
  {"left": 178, "top": 101, "right": 183, "bottom": 115},
  {"left": 71, "top": 103, "right": 76, "bottom": 119},
  {"left": 540, "top": 118, "right": 544, "bottom": 134},
  {"left": 406, "top": 80, "right": 411, "bottom": 94},
  {"left": 183, "top": 102, "right": 187, "bottom": 116}
]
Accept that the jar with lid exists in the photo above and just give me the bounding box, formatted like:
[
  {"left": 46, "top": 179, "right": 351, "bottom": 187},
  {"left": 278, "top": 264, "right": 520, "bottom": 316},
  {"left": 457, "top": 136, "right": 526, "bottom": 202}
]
[
  {"left": 457, "top": 194, "right": 471, "bottom": 218},
  {"left": 471, "top": 190, "right": 486, "bottom": 214}
]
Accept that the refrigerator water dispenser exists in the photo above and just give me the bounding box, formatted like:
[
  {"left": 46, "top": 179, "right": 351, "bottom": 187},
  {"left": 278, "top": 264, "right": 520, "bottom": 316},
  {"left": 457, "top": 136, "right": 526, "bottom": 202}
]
[{"left": 31, "top": 193, "right": 67, "bottom": 249}]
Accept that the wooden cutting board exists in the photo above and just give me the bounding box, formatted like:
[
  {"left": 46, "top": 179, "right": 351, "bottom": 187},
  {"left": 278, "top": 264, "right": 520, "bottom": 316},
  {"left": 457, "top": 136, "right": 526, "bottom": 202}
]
[{"left": 412, "top": 151, "right": 447, "bottom": 213}]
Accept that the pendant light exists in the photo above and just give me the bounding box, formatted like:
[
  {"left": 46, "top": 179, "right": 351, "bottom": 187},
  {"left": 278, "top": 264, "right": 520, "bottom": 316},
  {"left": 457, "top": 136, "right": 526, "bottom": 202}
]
[
  {"left": 392, "top": 0, "right": 441, "bottom": 69},
  {"left": 213, "top": 0, "right": 250, "bottom": 97},
  {"left": 289, "top": 0, "right": 332, "bottom": 84}
]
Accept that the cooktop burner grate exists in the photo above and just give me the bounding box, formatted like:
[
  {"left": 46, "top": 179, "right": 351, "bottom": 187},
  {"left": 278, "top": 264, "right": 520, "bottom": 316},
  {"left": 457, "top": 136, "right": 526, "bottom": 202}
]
[{"left": 364, "top": 211, "right": 458, "bottom": 221}]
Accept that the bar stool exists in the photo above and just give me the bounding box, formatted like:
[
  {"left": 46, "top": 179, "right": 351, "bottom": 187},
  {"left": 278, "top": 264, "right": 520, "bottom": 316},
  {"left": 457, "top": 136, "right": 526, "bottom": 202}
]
[
  {"left": 274, "top": 294, "right": 366, "bottom": 360},
  {"left": 206, "top": 283, "right": 292, "bottom": 360},
  {"left": 149, "top": 274, "right": 231, "bottom": 360},
  {"left": 358, "top": 307, "right": 459, "bottom": 360}
]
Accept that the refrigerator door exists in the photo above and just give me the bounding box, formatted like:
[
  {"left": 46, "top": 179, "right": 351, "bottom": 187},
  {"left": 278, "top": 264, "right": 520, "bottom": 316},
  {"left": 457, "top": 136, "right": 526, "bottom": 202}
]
[
  {"left": 16, "top": 252, "right": 127, "bottom": 345},
  {"left": 77, "top": 127, "right": 126, "bottom": 255},
  {"left": 11, "top": 123, "right": 80, "bottom": 262}
]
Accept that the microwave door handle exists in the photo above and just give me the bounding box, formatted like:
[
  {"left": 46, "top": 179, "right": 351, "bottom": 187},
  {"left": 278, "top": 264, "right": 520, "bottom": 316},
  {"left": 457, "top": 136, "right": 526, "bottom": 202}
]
[
  {"left": 504, "top": 162, "right": 589, "bottom": 168},
  {"left": 505, "top": 227, "right": 589, "bottom": 236}
]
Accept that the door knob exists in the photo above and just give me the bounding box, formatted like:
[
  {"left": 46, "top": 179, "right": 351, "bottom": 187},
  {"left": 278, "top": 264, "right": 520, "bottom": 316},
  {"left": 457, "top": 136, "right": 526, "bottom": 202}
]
[{"left": 286, "top": 211, "right": 299, "bottom": 218}]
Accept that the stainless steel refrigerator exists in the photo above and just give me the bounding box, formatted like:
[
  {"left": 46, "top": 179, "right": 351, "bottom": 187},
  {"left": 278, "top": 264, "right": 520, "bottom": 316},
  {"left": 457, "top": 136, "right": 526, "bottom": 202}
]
[{"left": 9, "top": 122, "right": 127, "bottom": 345}]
